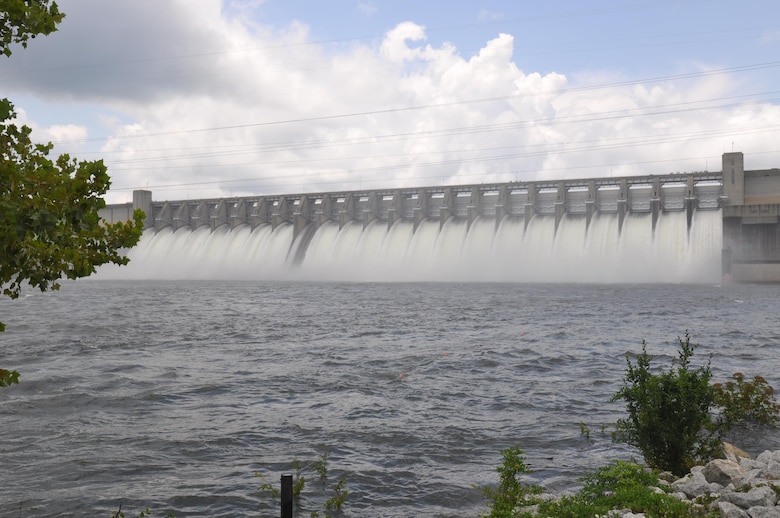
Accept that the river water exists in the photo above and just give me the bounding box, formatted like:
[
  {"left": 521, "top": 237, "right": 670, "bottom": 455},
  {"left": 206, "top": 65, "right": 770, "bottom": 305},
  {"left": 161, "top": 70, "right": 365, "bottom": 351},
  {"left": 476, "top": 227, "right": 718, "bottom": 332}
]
[{"left": 1, "top": 280, "right": 779, "bottom": 517}]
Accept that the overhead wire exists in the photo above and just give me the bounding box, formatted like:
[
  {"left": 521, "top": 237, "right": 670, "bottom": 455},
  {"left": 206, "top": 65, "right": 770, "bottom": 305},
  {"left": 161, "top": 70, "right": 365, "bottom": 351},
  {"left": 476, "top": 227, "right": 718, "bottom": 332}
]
[
  {"left": 93, "top": 89, "right": 780, "bottom": 166},
  {"left": 4, "top": 0, "right": 777, "bottom": 195}
]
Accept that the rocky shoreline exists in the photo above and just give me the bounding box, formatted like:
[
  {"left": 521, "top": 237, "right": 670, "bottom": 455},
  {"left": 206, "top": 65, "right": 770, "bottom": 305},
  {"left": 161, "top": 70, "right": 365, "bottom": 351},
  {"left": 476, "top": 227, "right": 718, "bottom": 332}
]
[{"left": 610, "top": 447, "right": 780, "bottom": 518}]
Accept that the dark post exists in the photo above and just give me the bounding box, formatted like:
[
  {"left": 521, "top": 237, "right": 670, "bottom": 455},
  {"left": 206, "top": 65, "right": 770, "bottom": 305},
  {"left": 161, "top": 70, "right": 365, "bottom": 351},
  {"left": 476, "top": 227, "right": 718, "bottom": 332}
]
[{"left": 281, "top": 473, "right": 293, "bottom": 518}]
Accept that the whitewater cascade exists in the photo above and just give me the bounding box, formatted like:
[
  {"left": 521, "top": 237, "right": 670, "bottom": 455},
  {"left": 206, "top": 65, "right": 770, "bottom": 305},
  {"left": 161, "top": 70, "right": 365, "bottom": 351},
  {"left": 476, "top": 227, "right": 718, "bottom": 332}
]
[{"left": 97, "top": 210, "right": 723, "bottom": 283}]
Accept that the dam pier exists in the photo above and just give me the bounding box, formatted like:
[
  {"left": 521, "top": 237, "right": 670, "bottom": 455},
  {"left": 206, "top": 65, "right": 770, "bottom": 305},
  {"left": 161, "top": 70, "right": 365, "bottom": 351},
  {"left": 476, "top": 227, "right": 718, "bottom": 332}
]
[{"left": 101, "top": 152, "right": 780, "bottom": 283}]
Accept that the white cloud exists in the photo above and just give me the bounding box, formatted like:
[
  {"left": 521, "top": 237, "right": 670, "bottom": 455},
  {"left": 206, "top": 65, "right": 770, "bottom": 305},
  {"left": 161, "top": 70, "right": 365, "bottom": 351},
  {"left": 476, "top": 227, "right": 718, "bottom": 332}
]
[
  {"left": 2, "top": 0, "right": 778, "bottom": 204},
  {"left": 45, "top": 124, "right": 88, "bottom": 142}
]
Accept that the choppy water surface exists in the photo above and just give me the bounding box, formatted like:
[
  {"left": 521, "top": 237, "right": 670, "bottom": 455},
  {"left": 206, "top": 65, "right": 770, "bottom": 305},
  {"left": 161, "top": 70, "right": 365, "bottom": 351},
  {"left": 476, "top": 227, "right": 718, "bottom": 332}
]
[{"left": 1, "top": 281, "right": 779, "bottom": 517}]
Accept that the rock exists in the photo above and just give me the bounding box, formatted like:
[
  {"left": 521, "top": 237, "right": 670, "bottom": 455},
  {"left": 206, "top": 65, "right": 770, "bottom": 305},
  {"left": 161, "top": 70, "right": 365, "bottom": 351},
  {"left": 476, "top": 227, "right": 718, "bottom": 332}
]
[
  {"left": 604, "top": 510, "right": 645, "bottom": 517},
  {"left": 724, "top": 442, "right": 753, "bottom": 461},
  {"left": 717, "top": 500, "right": 750, "bottom": 518},
  {"left": 517, "top": 448, "right": 780, "bottom": 516},
  {"left": 741, "top": 458, "right": 767, "bottom": 471},
  {"left": 721, "top": 485, "right": 778, "bottom": 509},
  {"left": 738, "top": 468, "right": 770, "bottom": 489},
  {"left": 745, "top": 506, "right": 780, "bottom": 517},
  {"left": 756, "top": 451, "right": 780, "bottom": 465},
  {"left": 764, "top": 461, "right": 780, "bottom": 479},
  {"left": 671, "top": 469, "right": 722, "bottom": 498},
  {"left": 703, "top": 459, "right": 745, "bottom": 486}
]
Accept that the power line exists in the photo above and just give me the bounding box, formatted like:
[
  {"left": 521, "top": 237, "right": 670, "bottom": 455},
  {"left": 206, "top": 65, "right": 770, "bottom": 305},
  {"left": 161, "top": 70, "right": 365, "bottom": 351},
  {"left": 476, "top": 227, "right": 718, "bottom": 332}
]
[
  {"left": 49, "top": 60, "right": 780, "bottom": 147},
  {"left": 90, "top": 91, "right": 778, "bottom": 165}
]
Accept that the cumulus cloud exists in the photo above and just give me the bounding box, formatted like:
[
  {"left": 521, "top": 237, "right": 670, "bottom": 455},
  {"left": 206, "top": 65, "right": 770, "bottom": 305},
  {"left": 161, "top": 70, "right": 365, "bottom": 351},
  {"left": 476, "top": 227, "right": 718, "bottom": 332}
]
[
  {"left": 1, "top": 0, "right": 778, "bottom": 204},
  {"left": 45, "top": 124, "right": 88, "bottom": 143}
]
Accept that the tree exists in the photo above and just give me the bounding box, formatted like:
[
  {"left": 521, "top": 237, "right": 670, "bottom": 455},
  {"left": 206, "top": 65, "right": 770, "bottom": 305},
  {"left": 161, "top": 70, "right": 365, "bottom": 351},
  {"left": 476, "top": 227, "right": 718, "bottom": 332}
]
[
  {"left": 1, "top": 0, "right": 64, "bottom": 57},
  {"left": 1, "top": 1, "right": 144, "bottom": 387}
]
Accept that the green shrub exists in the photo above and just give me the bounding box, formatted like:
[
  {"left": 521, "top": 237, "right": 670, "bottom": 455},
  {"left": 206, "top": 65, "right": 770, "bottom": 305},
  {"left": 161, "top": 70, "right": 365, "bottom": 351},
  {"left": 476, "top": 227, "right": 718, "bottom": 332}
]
[
  {"left": 535, "top": 461, "right": 718, "bottom": 518},
  {"left": 611, "top": 332, "right": 723, "bottom": 476},
  {"left": 479, "top": 456, "right": 718, "bottom": 518},
  {"left": 478, "top": 447, "right": 543, "bottom": 518},
  {"left": 714, "top": 372, "right": 780, "bottom": 427},
  {"left": 255, "top": 448, "right": 348, "bottom": 518}
]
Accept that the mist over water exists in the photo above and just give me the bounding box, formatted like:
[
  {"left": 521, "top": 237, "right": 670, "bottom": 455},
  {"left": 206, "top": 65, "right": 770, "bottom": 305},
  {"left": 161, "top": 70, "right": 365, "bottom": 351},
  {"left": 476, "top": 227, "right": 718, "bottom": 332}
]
[{"left": 98, "top": 210, "right": 723, "bottom": 283}]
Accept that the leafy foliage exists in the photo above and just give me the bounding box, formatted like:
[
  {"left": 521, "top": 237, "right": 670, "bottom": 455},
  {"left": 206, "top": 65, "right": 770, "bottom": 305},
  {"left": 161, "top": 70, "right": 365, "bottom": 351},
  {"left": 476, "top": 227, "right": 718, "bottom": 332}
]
[
  {"left": 714, "top": 372, "right": 780, "bottom": 426},
  {"left": 611, "top": 333, "right": 723, "bottom": 476},
  {"left": 0, "top": 0, "right": 64, "bottom": 57},
  {"left": 479, "top": 454, "right": 718, "bottom": 518},
  {"left": 1, "top": 2, "right": 144, "bottom": 387},
  {"left": 323, "top": 478, "right": 348, "bottom": 516},
  {"left": 1, "top": 100, "right": 144, "bottom": 300},
  {"left": 535, "top": 461, "right": 718, "bottom": 518},
  {"left": 0, "top": 367, "right": 20, "bottom": 387},
  {"left": 478, "top": 447, "right": 543, "bottom": 518},
  {"left": 256, "top": 449, "right": 348, "bottom": 517}
]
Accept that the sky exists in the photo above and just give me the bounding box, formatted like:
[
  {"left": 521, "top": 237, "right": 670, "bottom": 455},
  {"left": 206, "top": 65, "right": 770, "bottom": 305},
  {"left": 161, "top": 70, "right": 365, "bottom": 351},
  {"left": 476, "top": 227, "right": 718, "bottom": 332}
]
[{"left": 1, "top": 0, "right": 779, "bottom": 204}]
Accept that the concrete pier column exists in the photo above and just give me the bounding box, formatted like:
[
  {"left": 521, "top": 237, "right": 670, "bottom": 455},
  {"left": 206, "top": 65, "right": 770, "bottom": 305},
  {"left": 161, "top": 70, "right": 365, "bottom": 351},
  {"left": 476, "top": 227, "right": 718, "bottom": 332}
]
[
  {"left": 155, "top": 202, "right": 173, "bottom": 231},
  {"left": 273, "top": 197, "right": 289, "bottom": 230},
  {"left": 133, "top": 190, "right": 153, "bottom": 228},
  {"left": 722, "top": 152, "right": 745, "bottom": 205},
  {"left": 172, "top": 203, "right": 190, "bottom": 230},
  {"left": 192, "top": 201, "right": 210, "bottom": 229},
  {"left": 252, "top": 198, "right": 270, "bottom": 228},
  {"left": 317, "top": 195, "right": 334, "bottom": 227},
  {"left": 585, "top": 181, "right": 596, "bottom": 232},
  {"left": 685, "top": 175, "right": 696, "bottom": 233},
  {"left": 212, "top": 200, "right": 228, "bottom": 230},
  {"left": 495, "top": 185, "right": 509, "bottom": 230},
  {"left": 617, "top": 178, "right": 628, "bottom": 235},
  {"left": 554, "top": 181, "right": 566, "bottom": 233},
  {"left": 467, "top": 186, "right": 481, "bottom": 231},
  {"left": 440, "top": 187, "right": 454, "bottom": 229},
  {"left": 364, "top": 192, "right": 379, "bottom": 229},
  {"left": 339, "top": 193, "right": 355, "bottom": 230},
  {"left": 524, "top": 183, "right": 537, "bottom": 231},
  {"left": 387, "top": 190, "right": 403, "bottom": 230},
  {"left": 230, "top": 200, "right": 248, "bottom": 229},
  {"left": 294, "top": 196, "right": 312, "bottom": 238},
  {"left": 651, "top": 177, "right": 661, "bottom": 234},
  {"left": 413, "top": 189, "right": 429, "bottom": 232}
]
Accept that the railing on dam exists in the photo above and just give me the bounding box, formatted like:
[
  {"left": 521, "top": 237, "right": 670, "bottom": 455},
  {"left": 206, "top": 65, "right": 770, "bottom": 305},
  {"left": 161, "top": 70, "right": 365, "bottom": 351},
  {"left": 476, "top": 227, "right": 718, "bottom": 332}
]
[{"left": 101, "top": 172, "right": 724, "bottom": 238}]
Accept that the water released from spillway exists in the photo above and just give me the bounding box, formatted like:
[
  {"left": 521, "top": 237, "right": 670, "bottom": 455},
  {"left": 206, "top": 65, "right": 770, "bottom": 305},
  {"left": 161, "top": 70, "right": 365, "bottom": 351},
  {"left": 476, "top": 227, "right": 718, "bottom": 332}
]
[{"left": 98, "top": 210, "right": 723, "bottom": 283}]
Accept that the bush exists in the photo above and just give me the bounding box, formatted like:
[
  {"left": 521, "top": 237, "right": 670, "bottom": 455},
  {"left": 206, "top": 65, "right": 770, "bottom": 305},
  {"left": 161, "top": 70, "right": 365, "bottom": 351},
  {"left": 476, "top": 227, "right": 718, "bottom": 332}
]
[
  {"left": 536, "top": 461, "right": 717, "bottom": 518},
  {"left": 478, "top": 447, "right": 543, "bottom": 518},
  {"left": 714, "top": 372, "right": 780, "bottom": 427},
  {"left": 611, "top": 332, "right": 723, "bottom": 476},
  {"left": 479, "top": 457, "right": 718, "bottom": 518},
  {"left": 255, "top": 448, "right": 348, "bottom": 518}
]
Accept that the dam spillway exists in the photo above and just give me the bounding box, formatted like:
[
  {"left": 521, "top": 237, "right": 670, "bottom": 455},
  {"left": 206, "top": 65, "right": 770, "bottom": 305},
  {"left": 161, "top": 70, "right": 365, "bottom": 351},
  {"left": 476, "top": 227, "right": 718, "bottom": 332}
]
[{"left": 98, "top": 152, "right": 780, "bottom": 283}]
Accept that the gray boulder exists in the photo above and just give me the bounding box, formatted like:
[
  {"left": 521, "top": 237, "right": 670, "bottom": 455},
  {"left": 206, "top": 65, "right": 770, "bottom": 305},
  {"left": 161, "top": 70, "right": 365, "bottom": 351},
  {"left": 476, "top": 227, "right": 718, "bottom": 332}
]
[
  {"left": 721, "top": 485, "right": 778, "bottom": 509},
  {"left": 746, "top": 506, "right": 780, "bottom": 518},
  {"left": 703, "top": 459, "right": 745, "bottom": 486},
  {"left": 717, "top": 501, "right": 750, "bottom": 518},
  {"left": 671, "top": 469, "right": 723, "bottom": 498}
]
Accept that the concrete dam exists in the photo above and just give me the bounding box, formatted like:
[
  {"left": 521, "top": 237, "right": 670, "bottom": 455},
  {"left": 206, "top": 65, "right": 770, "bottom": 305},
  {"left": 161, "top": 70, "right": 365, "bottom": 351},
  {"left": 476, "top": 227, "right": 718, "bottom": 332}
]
[{"left": 98, "top": 152, "right": 780, "bottom": 283}]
